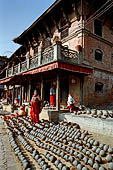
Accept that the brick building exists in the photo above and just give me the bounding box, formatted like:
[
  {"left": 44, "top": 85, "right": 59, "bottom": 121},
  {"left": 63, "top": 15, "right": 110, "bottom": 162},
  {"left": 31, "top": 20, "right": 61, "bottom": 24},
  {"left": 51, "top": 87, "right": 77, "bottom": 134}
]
[
  {"left": 0, "top": 56, "right": 8, "bottom": 98},
  {"left": 0, "top": 0, "right": 113, "bottom": 108}
]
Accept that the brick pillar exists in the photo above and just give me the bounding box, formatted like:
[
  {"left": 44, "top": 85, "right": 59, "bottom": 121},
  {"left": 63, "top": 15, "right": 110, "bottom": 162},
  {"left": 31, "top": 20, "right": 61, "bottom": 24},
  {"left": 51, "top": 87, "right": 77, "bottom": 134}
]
[
  {"left": 56, "top": 74, "right": 60, "bottom": 111},
  {"left": 27, "top": 57, "right": 30, "bottom": 69},
  {"left": 22, "top": 86, "right": 24, "bottom": 103},
  {"left": 20, "top": 85, "right": 22, "bottom": 105},
  {"left": 6, "top": 85, "right": 9, "bottom": 103},
  {"left": 53, "top": 41, "right": 61, "bottom": 60},
  {"left": 28, "top": 83, "right": 31, "bottom": 102},
  {"left": 12, "top": 85, "right": 15, "bottom": 105},
  {"left": 38, "top": 52, "right": 42, "bottom": 65},
  {"left": 41, "top": 77, "right": 44, "bottom": 100},
  {"left": 6, "top": 67, "right": 8, "bottom": 78},
  {"left": 80, "top": 76, "right": 84, "bottom": 105},
  {"left": 18, "top": 63, "right": 21, "bottom": 73}
]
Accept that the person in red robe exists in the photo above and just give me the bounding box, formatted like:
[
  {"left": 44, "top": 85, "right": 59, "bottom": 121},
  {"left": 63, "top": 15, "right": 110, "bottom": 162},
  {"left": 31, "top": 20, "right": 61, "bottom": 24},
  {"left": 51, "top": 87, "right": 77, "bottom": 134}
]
[
  {"left": 30, "top": 89, "right": 41, "bottom": 123},
  {"left": 50, "top": 85, "right": 56, "bottom": 107}
]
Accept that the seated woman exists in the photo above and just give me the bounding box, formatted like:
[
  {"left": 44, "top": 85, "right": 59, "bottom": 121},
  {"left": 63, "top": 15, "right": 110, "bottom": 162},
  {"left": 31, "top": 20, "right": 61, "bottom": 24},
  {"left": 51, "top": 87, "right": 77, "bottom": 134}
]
[
  {"left": 67, "top": 94, "right": 79, "bottom": 113},
  {"left": 4, "top": 104, "right": 26, "bottom": 120},
  {"left": 17, "top": 104, "right": 26, "bottom": 116},
  {"left": 67, "top": 94, "right": 75, "bottom": 112}
]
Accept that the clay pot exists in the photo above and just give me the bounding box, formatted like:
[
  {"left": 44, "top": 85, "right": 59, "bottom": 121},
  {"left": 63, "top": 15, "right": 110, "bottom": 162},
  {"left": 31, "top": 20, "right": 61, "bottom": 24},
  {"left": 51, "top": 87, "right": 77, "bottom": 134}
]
[
  {"left": 105, "top": 154, "right": 112, "bottom": 162},
  {"left": 108, "top": 147, "right": 113, "bottom": 153},
  {"left": 88, "top": 159, "right": 94, "bottom": 167},
  {"left": 108, "top": 162, "right": 113, "bottom": 170},
  {"left": 99, "top": 167, "right": 106, "bottom": 170},
  {"left": 82, "top": 157, "right": 88, "bottom": 164},
  {"left": 93, "top": 163, "right": 99, "bottom": 170},
  {"left": 103, "top": 145, "right": 109, "bottom": 152},
  {"left": 95, "top": 156, "right": 102, "bottom": 163},
  {"left": 99, "top": 150, "right": 105, "bottom": 157},
  {"left": 77, "top": 163, "right": 83, "bottom": 170}
]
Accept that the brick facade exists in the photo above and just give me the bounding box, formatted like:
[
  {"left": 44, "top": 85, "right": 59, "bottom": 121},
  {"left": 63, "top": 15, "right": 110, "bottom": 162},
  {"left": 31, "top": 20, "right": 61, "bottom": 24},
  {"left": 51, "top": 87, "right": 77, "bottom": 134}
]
[{"left": 2, "top": 0, "right": 113, "bottom": 107}]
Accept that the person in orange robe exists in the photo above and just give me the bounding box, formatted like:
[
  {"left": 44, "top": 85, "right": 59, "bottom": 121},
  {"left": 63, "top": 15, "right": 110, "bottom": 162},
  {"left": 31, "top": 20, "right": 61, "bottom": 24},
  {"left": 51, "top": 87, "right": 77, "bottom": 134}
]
[{"left": 30, "top": 89, "right": 41, "bottom": 123}]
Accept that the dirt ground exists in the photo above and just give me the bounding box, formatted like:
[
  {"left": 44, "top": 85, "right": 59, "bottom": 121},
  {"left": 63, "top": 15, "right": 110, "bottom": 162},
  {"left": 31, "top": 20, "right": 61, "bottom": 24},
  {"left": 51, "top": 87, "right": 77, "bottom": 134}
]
[{"left": 88, "top": 131, "right": 113, "bottom": 147}]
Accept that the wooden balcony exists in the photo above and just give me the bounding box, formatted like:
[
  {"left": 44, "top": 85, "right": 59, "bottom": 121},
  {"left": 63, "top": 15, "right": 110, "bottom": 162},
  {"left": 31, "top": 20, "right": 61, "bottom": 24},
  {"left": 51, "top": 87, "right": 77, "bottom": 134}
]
[{"left": 6, "top": 42, "right": 82, "bottom": 78}]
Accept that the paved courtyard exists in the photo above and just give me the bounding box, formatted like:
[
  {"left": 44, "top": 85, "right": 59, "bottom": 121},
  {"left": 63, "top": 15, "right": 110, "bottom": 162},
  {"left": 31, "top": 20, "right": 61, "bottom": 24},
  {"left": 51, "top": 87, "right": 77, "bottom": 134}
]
[
  {"left": 0, "top": 116, "right": 21, "bottom": 170},
  {"left": 0, "top": 110, "right": 113, "bottom": 170}
]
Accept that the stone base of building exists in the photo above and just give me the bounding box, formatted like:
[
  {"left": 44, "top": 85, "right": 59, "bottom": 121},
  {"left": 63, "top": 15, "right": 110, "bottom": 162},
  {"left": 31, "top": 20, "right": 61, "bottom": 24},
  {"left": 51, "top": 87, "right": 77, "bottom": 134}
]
[
  {"left": 3, "top": 104, "right": 12, "bottom": 113},
  {"left": 39, "top": 109, "right": 59, "bottom": 122},
  {"left": 59, "top": 113, "right": 113, "bottom": 136}
]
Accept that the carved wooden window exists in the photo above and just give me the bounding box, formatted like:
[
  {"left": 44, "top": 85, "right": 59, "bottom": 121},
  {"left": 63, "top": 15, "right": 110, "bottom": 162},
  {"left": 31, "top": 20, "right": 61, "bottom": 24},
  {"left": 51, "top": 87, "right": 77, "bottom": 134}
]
[
  {"left": 34, "top": 46, "right": 38, "bottom": 55},
  {"left": 61, "top": 28, "right": 69, "bottom": 39},
  {"left": 95, "top": 82, "right": 103, "bottom": 93},
  {"left": 95, "top": 49, "right": 103, "bottom": 62},
  {"left": 60, "top": 19, "right": 69, "bottom": 39},
  {"left": 94, "top": 20, "right": 102, "bottom": 37}
]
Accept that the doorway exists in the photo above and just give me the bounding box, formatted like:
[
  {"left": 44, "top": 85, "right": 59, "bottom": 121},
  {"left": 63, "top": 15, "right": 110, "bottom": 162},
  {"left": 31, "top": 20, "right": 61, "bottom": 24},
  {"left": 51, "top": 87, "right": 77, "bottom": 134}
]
[
  {"left": 60, "top": 78, "right": 69, "bottom": 106},
  {"left": 44, "top": 81, "right": 51, "bottom": 103}
]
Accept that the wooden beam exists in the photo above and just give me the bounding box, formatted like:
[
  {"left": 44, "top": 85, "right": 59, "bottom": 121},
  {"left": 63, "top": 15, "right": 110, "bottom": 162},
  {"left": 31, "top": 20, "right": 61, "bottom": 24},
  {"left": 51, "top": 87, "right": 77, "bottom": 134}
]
[
  {"left": 72, "top": 1, "right": 80, "bottom": 21},
  {"left": 43, "top": 21, "right": 52, "bottom": 38},
  {"left": 25, "top": 36, "right": 33, "bottom": 49},
  {"left": 20, "top": 85, "right": 22, "bottom": 105},
  {"left": 35, "top": 27, "right": 43, "bottom": 38},
  {"left": 51, "top": 16, "right": 60, "bottom": 32},
  {"left": 12, "top": 85, "right": 15, "bottom": 105},
  {"left": 23, "top": 41, "right": 28, "bottom": 51},
  {"left": 86, "top": 0, "right": 99, "bottom": 19},
  {"left": 56, "top": 74, "right": 60, "bottom": 111},
  {"left": 41, "top": 77, "right": 44, "bottom": 101},
  {"left": 80, "top": 76, "right": 84, "bottom": 105},
  {"left": 103, "top": 15, "right": 109, "bottom": 26},
  {"left": 60, "top": 7, "right": 71, "bottom": 26},
  {"left": 28, "top": 83, "right": 31, "bottom": 101}
]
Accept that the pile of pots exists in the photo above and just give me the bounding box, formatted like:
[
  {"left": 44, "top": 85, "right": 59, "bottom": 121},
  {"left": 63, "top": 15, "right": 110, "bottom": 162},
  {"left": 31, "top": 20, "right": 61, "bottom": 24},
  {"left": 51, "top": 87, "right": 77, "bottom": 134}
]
[
  {"left": 5, "top": 117, "right": 113, "bottom": 170},
  {"left": 7, "top": 128, "right": 31, "bottom": 170},
  {"left": 76, "top": 107, "right": 113, "bottom": 119}
]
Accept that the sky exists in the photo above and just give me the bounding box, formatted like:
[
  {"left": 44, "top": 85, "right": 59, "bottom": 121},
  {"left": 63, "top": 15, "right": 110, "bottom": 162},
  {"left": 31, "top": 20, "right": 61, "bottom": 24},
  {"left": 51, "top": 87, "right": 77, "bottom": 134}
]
[{"left": 0, "top": 0, "right": 56, "bottom": 57}]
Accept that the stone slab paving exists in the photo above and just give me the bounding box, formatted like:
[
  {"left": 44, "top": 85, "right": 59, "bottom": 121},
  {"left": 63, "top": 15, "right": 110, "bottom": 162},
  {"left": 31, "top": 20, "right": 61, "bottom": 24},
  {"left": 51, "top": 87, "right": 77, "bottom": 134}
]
[{"left": 0, "top": 116, "right": 22, "bottom": 170}]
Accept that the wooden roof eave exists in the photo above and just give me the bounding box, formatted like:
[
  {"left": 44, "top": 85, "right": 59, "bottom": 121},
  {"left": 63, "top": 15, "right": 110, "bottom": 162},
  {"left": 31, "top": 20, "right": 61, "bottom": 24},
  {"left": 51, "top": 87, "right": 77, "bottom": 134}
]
[{"left": 13, "top": 0, "right": 62, "bottom": 45}]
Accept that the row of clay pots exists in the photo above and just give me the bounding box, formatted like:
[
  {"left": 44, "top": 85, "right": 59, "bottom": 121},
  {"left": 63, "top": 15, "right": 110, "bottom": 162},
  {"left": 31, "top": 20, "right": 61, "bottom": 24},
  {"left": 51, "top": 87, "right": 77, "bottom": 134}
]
[
  {"left": 7, "top": 128, "right": 31, "bottom": 170},
  {"left": 5, "top": 117, "right": 113, "bottom": 170},
  {"left": 75, "top": 109, "right": 113, "bottom": 119}
]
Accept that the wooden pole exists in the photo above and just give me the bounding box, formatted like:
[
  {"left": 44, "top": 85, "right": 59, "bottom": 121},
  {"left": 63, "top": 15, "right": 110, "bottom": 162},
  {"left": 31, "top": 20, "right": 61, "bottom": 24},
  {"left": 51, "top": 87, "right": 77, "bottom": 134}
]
[
  {"left": 28, "top": 83, "right": 31, "bottom": 102},
  {"left": 41, "top": 77, "right": 44, "bottom": 100},
  {"left": 20, "top": 85, "right": 22, "bottom": 105},
  {"left": 56, "top": 74, "right": 60, "bottom": 111},
  {"left": 22, "top": 86, "right": 24, "bottom": 103},
  {"left": 80, "top": 76, "right": 84, "bottom": 105},
  {"left": 12, "top": 85, "right": 15, "bottom": 105}
]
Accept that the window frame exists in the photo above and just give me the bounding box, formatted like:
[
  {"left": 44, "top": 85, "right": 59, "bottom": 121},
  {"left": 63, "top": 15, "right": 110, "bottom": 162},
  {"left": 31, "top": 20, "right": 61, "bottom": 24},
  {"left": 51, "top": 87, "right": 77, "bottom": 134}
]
[
  {"left": 95, "top": 82, "right": 104, "bottom": 94},
  {"left": 111, "top": 53, "right": 113, "bottom": 65},
  {"left": 33, "top": 45, "right": 38, "bottom": 55},
  {"left": 94, "top": 48, "right": 104, "bottom": 63},
  {"left": 61, "top": 27, "right": 69, "bottom": 40},
  {"left": 93, "top": 19, "right": 103, "bottom": 37},
  {"left": 59, "top": 18, "right": 70, "bottom": 40}
]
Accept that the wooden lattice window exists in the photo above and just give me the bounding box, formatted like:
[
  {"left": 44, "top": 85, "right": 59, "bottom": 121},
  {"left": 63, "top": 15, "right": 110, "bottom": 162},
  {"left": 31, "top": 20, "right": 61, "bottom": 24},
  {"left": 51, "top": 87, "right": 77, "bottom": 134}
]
[
  {"left": 34, "top": 46, "right": 38, "bottom": 55},
  {"left": 61, "top": 28, "right": 69, "bottom": 39},
  {"left": 60, "top": 19, "right": 69, "bottom": 39}
]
